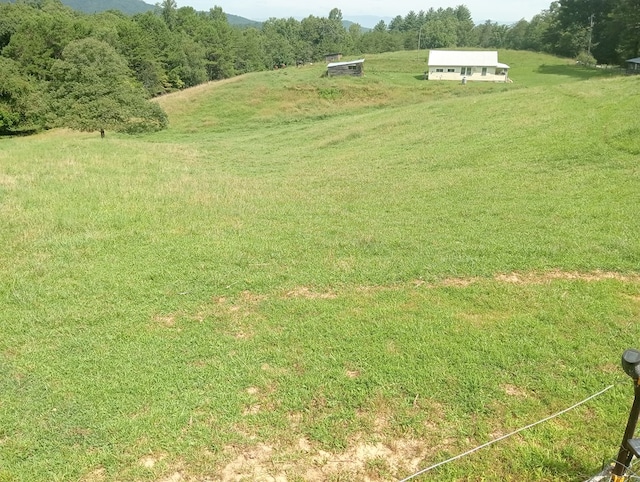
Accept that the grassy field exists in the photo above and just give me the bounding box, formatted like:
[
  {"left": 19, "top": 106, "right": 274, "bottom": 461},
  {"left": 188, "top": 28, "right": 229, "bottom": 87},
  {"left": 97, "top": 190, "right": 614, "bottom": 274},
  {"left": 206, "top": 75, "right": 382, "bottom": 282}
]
[{"left": 1, "top": 49, "right": 639, "bottom": 481}]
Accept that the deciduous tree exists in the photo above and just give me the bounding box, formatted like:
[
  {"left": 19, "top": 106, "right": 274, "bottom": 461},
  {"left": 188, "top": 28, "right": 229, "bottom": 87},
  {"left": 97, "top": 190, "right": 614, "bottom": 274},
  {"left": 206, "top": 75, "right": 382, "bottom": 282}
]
[
  {"left": 49, "top": 38, "right": 167, "bottom": 135},
  {"left": 0, "top": 57, "right": 45, "bottom": 134}
]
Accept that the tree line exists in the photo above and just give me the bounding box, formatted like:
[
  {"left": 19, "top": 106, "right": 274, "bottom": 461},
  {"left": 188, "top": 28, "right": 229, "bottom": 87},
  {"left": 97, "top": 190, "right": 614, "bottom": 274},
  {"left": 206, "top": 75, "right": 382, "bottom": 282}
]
[{"left": 1, "top": 0, "right": 638, "bottom": 135}]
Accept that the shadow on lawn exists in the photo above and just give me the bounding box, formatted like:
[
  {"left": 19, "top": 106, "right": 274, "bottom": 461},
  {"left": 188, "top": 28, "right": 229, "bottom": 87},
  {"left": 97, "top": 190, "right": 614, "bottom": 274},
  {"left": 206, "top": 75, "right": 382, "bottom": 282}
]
[
  {"left": 0, "top": 127, "right": 41, "bottom": 137},
  {"left": 537, "top": 63, "right": 623, "bottom": 80}
]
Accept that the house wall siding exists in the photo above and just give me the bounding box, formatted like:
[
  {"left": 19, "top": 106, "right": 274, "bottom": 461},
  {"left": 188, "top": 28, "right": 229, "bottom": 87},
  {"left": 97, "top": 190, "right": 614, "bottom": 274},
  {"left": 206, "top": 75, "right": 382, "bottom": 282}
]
[{"left": 428, "top": 66, "right": 508, "bottom": 82}]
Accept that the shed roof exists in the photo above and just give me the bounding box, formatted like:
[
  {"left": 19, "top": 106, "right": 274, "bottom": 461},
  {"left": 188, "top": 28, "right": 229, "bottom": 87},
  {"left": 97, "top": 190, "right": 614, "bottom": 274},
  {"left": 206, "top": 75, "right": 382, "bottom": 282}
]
[
  {"left": 327, "top": 59, "right": 365, "bottom": 68},
  {"left": 428, "top": 50, "right": 503, "bottom": 67},
  {"left": 627, "top": 57, "right": 640, "bottom": 64}
]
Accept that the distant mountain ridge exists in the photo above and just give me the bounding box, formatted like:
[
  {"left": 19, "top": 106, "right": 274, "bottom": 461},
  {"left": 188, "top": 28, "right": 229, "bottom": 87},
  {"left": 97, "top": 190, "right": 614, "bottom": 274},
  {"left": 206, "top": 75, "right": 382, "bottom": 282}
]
[
  {"left": 0, "top": 0, "right": 384, "bottom": 29},
  {"left": 344, "top": 15, "right": 393, "bottom": 29},
  {"left": 39, "top": 0, "right": 261, "bottom": 25},
  {"left": 62, "top": 0, "right": 155, "bottom": 15},
  {"left": 226, "top": 14, "right": 261, "bottom": 27}
]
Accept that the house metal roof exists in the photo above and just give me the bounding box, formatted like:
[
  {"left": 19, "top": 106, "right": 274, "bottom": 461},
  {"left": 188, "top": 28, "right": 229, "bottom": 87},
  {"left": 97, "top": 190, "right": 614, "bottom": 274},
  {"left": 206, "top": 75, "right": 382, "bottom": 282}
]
[
  {"left": 627, "top": 57, "right": 640, "bottom": 64},
  {"left": 428, "top": 50, "right": 508, "bottom": 68},
  {"left": 327, "top": 59, "right": 365, "bottom": 68}
]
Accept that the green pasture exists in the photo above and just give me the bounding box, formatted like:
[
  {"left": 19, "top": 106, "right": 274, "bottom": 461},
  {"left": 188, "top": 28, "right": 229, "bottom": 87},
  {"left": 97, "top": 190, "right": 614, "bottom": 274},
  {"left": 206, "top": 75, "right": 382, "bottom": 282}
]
[{"left": 1, "top": 50, "right": 639, "bottom": 481}]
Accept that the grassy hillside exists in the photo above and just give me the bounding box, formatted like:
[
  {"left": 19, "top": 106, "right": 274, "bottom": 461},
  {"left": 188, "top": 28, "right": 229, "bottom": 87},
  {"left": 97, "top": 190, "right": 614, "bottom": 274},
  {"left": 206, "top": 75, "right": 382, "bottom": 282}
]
[{"left": 1, "top": 50, "right": 639, "bottom": 481}]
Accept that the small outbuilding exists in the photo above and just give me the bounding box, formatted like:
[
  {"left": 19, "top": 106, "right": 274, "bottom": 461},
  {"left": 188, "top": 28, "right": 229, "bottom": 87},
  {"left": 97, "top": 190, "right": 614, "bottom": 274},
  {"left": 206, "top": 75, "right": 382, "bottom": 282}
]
[
  {"left": 327, "top": 58, "right": 365, "bottom": 77},
  {"left": 626, "top": 57, "right": 640, "bottom": 74},
  {"left": 427, "top": 50, "right": 510, "bottom": 82},
  {"left": 325, "top": 53, "right": 343, "bottom": 62}
]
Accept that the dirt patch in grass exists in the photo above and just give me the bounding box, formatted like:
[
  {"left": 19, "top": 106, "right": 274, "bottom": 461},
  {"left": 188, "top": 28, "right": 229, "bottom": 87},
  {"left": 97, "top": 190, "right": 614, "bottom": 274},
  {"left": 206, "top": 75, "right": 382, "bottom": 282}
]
[
  {"left": 191, "top": 271, "right": 638, "bottom": 327},
  {"left": 140, "top": 454, "right": 167, "bottom": 469},
  {"left": 79, "top": 467, "right": 107, "bottom": 481},
  {"left": 430, "top": 270, "right": 640, "bottom": 288},
  {"left": 218, "top": 395, "right": 450, "bottom": 481},
  {"left": 626, "top": 294, "right": 640, "bottom": 303},
  {"left": 438, "top": 277, "right": 482, "bottom": 288},
  {"left": 0, "top": 173, "right": 18, "bottom": 187},
  {"left": 493, "top": 270, "right": 639, "bottom": 284},
  {"left": 501, "top": 384, "right": 529, "bottom": 398},
  {"left": 282, "top": 286, "right": 337, "bottom": 300},
  {"left": 218, "top": 437, "right": 431, "bottom": 481},
  {"left": 157, "top": 471, "right": 184, "bottom": 482},
  {"left": 152, "top": 314, "right": 177, "bottom": 327}
]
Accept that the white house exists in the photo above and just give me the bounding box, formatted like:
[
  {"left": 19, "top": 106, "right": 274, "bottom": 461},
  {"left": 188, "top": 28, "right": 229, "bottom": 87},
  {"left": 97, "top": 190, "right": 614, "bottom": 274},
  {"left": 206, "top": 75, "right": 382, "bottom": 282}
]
[{"left": 427, "top": 50, "right": 510, "bottom": 82}]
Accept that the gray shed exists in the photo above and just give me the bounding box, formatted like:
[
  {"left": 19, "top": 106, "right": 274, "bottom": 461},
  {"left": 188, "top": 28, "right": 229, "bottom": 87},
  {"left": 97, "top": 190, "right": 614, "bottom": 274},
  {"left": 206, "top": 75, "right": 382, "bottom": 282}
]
[
  {"left": 626, "top": 57, "right": 640, "bottom": 74},
  {"left": 327, "top": 59, "right": 365, "bottom": 77},
  {"left": 325, "top": 53, "right": 343, "bottom": 62}
]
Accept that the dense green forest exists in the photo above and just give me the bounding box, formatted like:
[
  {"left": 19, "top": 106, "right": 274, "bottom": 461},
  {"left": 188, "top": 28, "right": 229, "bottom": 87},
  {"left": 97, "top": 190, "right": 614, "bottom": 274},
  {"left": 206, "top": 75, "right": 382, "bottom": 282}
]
[{"left": 1, "top": 0, "right": 638, "bottom": 135}]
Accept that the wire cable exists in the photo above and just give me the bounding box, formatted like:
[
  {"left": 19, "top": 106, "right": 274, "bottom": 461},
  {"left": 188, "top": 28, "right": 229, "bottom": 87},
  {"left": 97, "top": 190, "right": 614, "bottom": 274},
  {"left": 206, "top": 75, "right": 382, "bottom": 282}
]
[{"left": 399, "top": 384, "right": 615, "bottom": 482}]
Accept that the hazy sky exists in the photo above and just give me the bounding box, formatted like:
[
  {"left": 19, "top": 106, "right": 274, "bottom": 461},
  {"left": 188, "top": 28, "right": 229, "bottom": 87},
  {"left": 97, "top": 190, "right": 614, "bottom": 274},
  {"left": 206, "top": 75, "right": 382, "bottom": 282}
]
[{"left": 178, "top": 0, "right": 552, "bottom": 23}]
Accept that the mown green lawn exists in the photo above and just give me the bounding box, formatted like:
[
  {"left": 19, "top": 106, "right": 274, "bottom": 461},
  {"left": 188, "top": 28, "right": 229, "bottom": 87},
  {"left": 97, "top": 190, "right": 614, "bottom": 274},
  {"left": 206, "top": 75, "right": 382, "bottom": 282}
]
[{"left": 1, "top": 50, "right": 639, "bottom": 481}]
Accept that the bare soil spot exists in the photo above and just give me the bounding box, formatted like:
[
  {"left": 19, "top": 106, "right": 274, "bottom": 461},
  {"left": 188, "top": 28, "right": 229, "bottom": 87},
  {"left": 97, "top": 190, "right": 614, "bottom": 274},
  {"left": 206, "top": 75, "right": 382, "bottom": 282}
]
[
  {"left": 157, "top": 472, "right": 183, "bottom": 482},
  {"left": 502, "top": 384, "right": 529, "bottom": 398},
  {"left": 193, "top": 270, "right": 638, "bottom": 328},
  {"left": 152, "top": 314, "right": 176, "bottom": 327},
  {"left": 626, "top": 294, "right": 640, "bottom": 303},
  {"left": 219, "top": 437, "right": 432, "bottom": 482},
  {"left": 0, "top": 174, "right": 18, "bottom": 187},
  {"left": 239, "top": 290, "right": 268, "bottom": 304},
  {"left": 197, "top": 292, "right": 267, "bottom": 323},
  {"left": 234, "top": 331, "right": 252, "bottom": 340},
  {"left": 599, "top": 361, "right": 620, "bottom": 375},
  {"left": 242, "top": 404, "right": 261, "bottom": 416},
  {"left": 439, "top": 276, "right": 481, "bottom": 287},
  {"left": 79, "top": 467, "right": 106, "bottom": 482},
  {"left": 412, "top": 270, "right": 639, "bottom": 290},
  {"left": 220, "top": 444, "right": 283, "bottom": 481},
  {"left": 494, "top": 270, "right": 639, "bottom": 284},
  {"left": 140, "top": 455, "right": 162, "bottom": 468},
  {"left": 283, "top": 286, "right": 337, "bottom": 300},
  {"left": 287, "top": 412, "right": 303, "bottom": 428},
  {"left": 298, "top": 437, "right": 312, "bottom": 452}
]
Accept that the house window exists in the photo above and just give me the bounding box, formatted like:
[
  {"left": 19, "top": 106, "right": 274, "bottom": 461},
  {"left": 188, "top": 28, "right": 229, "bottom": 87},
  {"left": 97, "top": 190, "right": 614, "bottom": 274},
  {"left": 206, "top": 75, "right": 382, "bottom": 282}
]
[
  {"left": 447, "top": 68, "right": 455, "bottom": 72},
  {"left": 481, "top": 67, "right": 487, "bottom": 76},
  {"left": 436, "top": 68, "right": 444, "bottom": 72},
  {"left": 460, "top": 67, "right": 472, "bottom": 76}
]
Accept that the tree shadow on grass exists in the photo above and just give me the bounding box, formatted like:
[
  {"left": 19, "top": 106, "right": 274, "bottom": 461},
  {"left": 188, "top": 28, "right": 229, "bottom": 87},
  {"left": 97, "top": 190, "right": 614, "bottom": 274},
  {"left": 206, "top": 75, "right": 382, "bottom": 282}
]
[
  {"left": 537, "top": 64, "right": 624, "bottom": 80},
  {"left": 0, "top": 128, "right": 40, "bottom": 138}
]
